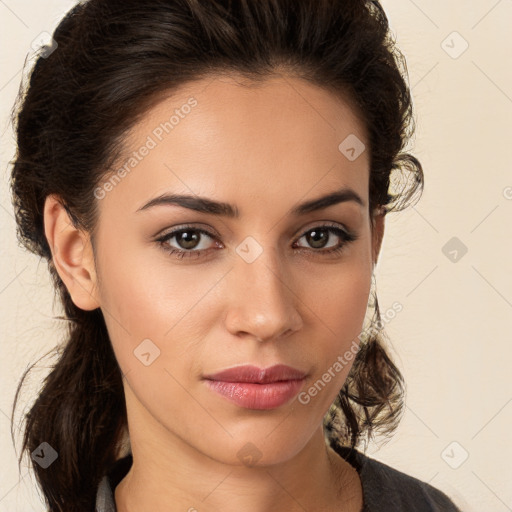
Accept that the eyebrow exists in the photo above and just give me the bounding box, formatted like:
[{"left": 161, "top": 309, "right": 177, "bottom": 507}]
[{"left": 135, "top": 187, "right": 365, "bottom": 217}]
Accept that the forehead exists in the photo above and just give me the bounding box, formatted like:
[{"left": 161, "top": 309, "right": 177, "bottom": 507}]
[{"left": 98, "top": 73, "right": 370, "bottom": 217}]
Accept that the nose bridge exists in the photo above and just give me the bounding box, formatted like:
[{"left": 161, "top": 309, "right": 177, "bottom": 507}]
[{"left": 225, "top": 239, "right": 302, "bottom": 341}]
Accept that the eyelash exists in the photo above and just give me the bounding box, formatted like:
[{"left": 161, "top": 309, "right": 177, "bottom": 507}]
[{"left": 155, "top": 223, "right": 358, "bottom": 260}]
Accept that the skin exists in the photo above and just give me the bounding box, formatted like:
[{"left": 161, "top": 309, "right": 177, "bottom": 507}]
[{"left": 44, "top": 73, "right": 385, "bottom": 512}]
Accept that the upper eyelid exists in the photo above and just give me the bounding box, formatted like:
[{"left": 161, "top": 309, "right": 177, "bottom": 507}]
[
  {"left": 156, "top": 225, "right": 218, "bottom": 241},
  {"left": 157, "top": 222, "right": 352, "bottom": 245}
]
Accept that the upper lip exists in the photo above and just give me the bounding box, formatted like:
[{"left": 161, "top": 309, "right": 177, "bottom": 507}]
[{"left": 203, "top": 364, "right": 306, "bottom": 383}]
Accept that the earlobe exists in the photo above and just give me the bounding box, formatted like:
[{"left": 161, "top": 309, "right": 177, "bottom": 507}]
[{"left": 43, "top": 194, "right": 100, "bottom": 311}]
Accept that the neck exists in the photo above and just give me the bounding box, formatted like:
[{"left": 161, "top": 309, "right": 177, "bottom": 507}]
[{"left": 115, "top": 427, "right": 361, "bottom": 512}]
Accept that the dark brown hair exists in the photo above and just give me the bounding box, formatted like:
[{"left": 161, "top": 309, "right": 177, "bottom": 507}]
[{"left": 9, "top": 0, "right": 423, "bottom": 510}]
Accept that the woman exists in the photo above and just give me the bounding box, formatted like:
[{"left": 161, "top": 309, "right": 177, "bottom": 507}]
[{"left": 10, "top": 0, "right": 461, "bottom": 510}]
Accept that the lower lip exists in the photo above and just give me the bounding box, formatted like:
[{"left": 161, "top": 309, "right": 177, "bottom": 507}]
[{"left": 205, "top": 379, "right": 305, "bottom": 410}]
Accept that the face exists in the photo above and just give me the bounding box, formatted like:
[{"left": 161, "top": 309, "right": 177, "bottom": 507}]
[{"left": 90, "top": 73, "right": 382, "bottom": 466}]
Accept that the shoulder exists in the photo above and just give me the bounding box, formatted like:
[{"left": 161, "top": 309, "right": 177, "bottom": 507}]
[
  {"left": 96, "top": 475, "right": 116, "bottom": 512},
  {"left": 95, "top": 454, "right": 133, "bottom": 512},
  {"left": 359, "top": 454, "right": 461, "bottom": 511},
  {"left": 331, "top": 443, "right": 461, "bottom": 512}
]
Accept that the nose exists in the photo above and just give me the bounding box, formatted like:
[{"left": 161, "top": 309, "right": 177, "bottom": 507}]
[{"left": 224, "top": 246, "right": 303, "bottom": 343}]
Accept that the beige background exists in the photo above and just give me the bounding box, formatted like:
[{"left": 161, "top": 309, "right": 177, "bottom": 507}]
[{"left": 1, "top": 0, "right": 511, "bottom": 510}]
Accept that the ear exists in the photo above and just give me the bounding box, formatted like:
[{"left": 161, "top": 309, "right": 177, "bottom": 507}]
[
  {"left": 43, "top": 194, "right": 100, "bottom": 311},
  {"left": 371, "top": 207, "right": 385, "bottom": 267}
]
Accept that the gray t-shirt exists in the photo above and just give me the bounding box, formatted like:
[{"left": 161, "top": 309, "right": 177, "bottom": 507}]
[{"left": 95, "top": 444, "right": 461, "bottom": 511}]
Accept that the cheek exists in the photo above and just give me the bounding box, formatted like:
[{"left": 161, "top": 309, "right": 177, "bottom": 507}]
[
  {"left": 302, "top": 248, "right": 373, "bottom": 378},
  {"left": 306, "top": 254, "right": 373, "bottom": 341},
  {"left": 95, "top": 241, "right": 222, "bottom": 374},
  {"left": 296, "top": 270, "right": 372, "bottom": 417}
]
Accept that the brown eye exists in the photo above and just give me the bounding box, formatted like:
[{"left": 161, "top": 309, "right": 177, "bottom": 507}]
[
  {"left": 174, "top": 230, "right": 202, "bottom": 250},
  {"left": 304, "top": 228, "right": 331, "bottom": 249},
  {"left": 156, "top": 224, "right": 357, "bottom": 260},
  {"left": 156, "top": 226, "right": 218, "bottom": 258},
  {"left": 295, "top": 225, "right": 356, "bottom": 254}
]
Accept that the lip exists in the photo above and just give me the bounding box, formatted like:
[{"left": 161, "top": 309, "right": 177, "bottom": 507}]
[
  {"left": 203, "top": 364, "right": 307, "bottom": 410},
  {"left": 204, "top": 364, "right": 306, "bottom": 383}
]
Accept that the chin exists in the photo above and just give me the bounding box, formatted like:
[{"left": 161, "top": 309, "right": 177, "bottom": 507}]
[{"left": 206, "top": 429, "right": 314, "bottom": 469}]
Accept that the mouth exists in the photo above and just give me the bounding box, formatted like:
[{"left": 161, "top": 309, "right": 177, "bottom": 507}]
[
  {"left": 203, "top": 364, "right": 307, "bottom": 410},
  {"left": 203, "top": 364, "right": 307, "bottom": 383}
]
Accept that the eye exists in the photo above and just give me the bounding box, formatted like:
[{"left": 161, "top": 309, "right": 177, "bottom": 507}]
[
  {"left": 155, "top": 223, "right": 357, "bottom": 260},
  {"left": 293, "top": 224, "right": 357, "bottom": 256},
  {"left": 156, "top": 226, "right": 219, "bottom": 259}
]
